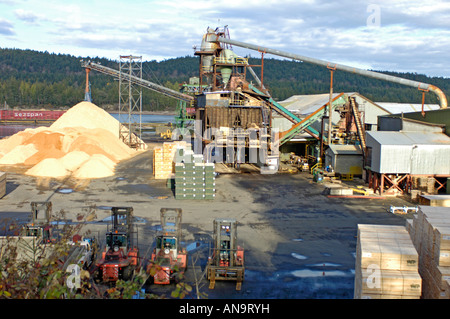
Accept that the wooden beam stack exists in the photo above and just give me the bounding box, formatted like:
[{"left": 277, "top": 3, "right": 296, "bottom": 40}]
[
  {"left": 174, "top": 155, "right": 216, "bottom": 200},
  {"left": 354, "top": 224, "right": 422, "bottom": 299},
  {"left": 408, "top": 206, "right": 450, "bottom": 299},
  {"left": 153, "top": 141, "right": 188, "bottom": 180},
  {"left": 0, "top": 172, "right": 5, "bottom": 199}
]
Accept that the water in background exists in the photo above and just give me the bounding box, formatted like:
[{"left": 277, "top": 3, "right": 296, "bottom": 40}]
[
  {"left": 110, "top": 113, "right": 175, "bottom": 124},
  {"left": 0, "top": 124, "right": 34, "bottom": 138},
  {"left": 0, "top": 113, "right": 176, "bottom": 138}
]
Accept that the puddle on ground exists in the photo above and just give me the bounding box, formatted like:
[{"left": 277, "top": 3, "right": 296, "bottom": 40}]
[
  {"left": 97, "top": 216, "right": 147, "bottom": 224},
  {"left": 291, "top": 253, "right": 308, "bottom": 260},
  {"left": 185, "top": 241, "right": 204, "bottom": 252},
  {"left": 148, "top": 224, "right": 162, "bottom": 231},
  {"left": 57, "top": 188, "right": 73, "bottom": 194},
  {"left": 307, "top": 262, "right": 342, "bottom": 267},
  {"left": 291, "top": 269, "right": 348, "bottom": 278},
  {"left": 50, "top": 219, "right": 75, "bottom": 225}
]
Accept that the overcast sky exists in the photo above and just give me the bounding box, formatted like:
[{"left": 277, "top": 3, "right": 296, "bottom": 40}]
[{"left": 0, "top": 0, "right": 449, "bottom": 77}]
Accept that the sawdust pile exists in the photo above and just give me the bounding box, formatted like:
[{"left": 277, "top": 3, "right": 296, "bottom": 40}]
[{"left": 0, "top": 101, "right": 146, "bottom": 179}]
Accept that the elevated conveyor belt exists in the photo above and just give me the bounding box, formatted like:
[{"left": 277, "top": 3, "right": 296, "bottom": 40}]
[
  {"left": 210, "top": 33, "right": 448, "bottom": 145},
  {"left": 211, "top": 35, "right": 447, "bottom": 109},
  {"left": 248, "top": 83, "right": 344, "bottom": 145},
  {"left": 81, "top": 60, "right": 194, "bottom": 103}
]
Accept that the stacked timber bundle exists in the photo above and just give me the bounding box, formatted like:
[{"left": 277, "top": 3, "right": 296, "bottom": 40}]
[
  {"left": 407, "top": 206, "right": 450, "bottom": 299},
  {"left": 354, "top": 224, "right": 422, "bottom": 299},
  {"left": 174, "top": 154, "right": 216, "bottom": 200},
  {"left": 152, "top": 141, "right": 188, "bottom": 179},
  {"left": 0, "top": 172, "right": 5, "bottom": 198},
  {"left": 152, "top": 141, "right": 216, "bottom": 199}
]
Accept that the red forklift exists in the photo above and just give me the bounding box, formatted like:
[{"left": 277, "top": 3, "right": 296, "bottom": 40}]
[
  {"left": 94, "top": 207, "right": 139, "bottom": 284},
  {"left": 147, "top": 208, "right": 187, "bottom": 284},
  {"left": 206, "top": 218, "right": 244, "bottom": 290}
]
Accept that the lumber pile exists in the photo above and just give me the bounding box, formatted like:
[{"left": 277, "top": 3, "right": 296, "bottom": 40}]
[
  {"left": 354, "top": 224, "right": 422, "bottom": 299},
  {"left": 407, "top": 206, "right": 450, "bottom": 299},
  {"left": 0, "top": 172, "right": 5, "bottom": 198},
  {"left": 153, "top": 141, "right": 216, "bottom": 199},
  {"left": 153, "top": 141, "right": 188, "bottom": 180},
  {"left": 174, "top": 154, "right": 216, "bottom": 200}
]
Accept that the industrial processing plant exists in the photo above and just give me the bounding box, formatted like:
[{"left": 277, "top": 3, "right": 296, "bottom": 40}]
[{"left": 0, "top": 25, "right": 449, "bottom": 301}]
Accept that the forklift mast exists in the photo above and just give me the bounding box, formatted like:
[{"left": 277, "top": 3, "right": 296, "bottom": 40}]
[
  {"left": 160, "top": 208, "right": 182, "bottom": 239},
  {"left": 157, "top": 208, "right": 182, "bottom": 258},
  {"left": 212, "top": 218, "right": 238, "bottom": 267},
  {"left": 26, "top": 201, "right": 53, "bottom": 241},
  {"left": 95, "top": 206, "right": 139, "bottom": 283},
  {"left": 106, "top": 207, "right": 134, "bottom": 251},
  {"left": 30, "top": 201, "right": 52, "bottom": 225},
  {"left": 207, "top": 218, "right": 244, "bottom": 290}
]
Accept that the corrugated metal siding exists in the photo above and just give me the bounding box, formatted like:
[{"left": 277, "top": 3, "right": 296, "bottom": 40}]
[
  {"left": 366, "top": 131, "right": 450, "bottom": 174},
  {"left": 379, "top": 144, "right": 412, "bottom": 174},
  {"left": 411, "top": 145, "right": 450, "bottom": 175}
]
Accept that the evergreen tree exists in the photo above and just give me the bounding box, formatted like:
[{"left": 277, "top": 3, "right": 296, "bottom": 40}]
[{"left": 0, "top": 48, "right": 448, "bottom": 110}]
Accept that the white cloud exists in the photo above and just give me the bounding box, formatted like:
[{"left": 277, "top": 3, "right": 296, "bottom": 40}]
[
  {"left": 0, "top": 0, "right": 448, "bottom": 77},
  {"left": 14, "top": 9, "right": 42, "bottom": 24},
  {"left": 0, "top": 18, "right": 15, "bottom": 35}
]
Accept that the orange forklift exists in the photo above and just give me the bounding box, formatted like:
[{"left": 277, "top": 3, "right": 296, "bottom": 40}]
[
  {"left": 94, "top": 207, "right": 139, "bottom": 284},
  {"left": 147, "top": 208, "right": 187, "bottom": 284}
]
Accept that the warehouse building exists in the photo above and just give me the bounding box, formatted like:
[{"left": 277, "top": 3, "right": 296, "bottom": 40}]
[{"left": 365, "top": 131, "right": 450, "bottom": 196}]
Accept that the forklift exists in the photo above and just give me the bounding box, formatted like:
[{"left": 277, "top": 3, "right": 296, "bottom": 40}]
[
  {"left": 206, "top": 218, "right": 244, "bottom": 290},
  {"left": 147, "top": 208, "right": 187, "bottom": 284},
  {"left": 23, "top": 201, "right": 53, "bottom": 243},
  {"left": 94, "top": 207, "right": 139, "bottom": 284}
]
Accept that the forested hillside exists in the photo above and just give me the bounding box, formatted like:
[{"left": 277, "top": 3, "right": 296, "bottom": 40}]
[{"left": 0, "top": 47, "right": 448, "bottom": 111}]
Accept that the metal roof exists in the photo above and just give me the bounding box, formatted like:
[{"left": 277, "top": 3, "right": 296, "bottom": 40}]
[
  {"left": 366, "top": 131, "right": 450, "bottom": 146},
  {"left": 327, "top": 144, "right": 363, "bottom": 155},
  {"left": 279, "top": 93, "right": 440, "bottom": 117},
  {"left": 366, "top": 131, "right": 450, "bottom": 174},
  {"left": 278, "top": 93, "right": 344, "bottom": 115},
  {"left": 374, "top": 102, "right": 440, "bottom": 114}
]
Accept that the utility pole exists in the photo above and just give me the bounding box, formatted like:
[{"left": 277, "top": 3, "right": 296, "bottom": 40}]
[{"left": 327, "top": 65, "right": 336, "bottom": 146}]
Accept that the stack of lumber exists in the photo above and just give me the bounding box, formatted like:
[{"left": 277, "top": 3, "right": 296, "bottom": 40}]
[
  {"left": 354, "top": 224, "right": 422, "bottom": 299},
  {"left": 153, "top": 141, "right": 188, "bottom": 180},
  {"left": 0, "top": 172, "right": 5, "bottom": 198},
  {"left": 174, "top": 154, "right": 215, "bottom": 200},
  {"left": 153, "top": 141, "right": 216, "bottom": 199},
  {"left": 407, "top": 206, "right": 450, "bottom": 299}
]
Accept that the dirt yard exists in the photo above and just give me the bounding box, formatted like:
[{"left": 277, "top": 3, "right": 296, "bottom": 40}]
[{"left": 0, "top": 142, "right": 415, "bottom": 299}]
